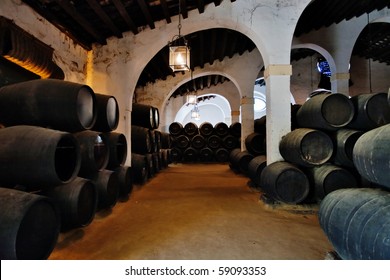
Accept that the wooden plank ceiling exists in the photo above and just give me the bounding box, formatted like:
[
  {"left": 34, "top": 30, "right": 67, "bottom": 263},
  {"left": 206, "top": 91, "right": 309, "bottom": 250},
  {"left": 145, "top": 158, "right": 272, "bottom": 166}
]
[{"left": 21, "top": 0, "right": 390, "bottom": 95}]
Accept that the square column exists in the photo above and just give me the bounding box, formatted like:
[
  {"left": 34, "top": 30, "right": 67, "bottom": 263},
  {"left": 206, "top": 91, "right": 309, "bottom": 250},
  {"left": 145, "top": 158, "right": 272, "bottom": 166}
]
[
  {"left": 240, "top": 97, "right": 254, "bottom": 151},
  {"left": 264, "top": 64, "right": 292, "bottom": 164}
]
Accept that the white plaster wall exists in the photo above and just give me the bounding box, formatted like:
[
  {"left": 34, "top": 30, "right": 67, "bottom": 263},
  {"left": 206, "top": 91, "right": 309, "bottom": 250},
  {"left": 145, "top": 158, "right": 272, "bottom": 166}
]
[{"left": 1, "top": 0, "right": 89, "bottom": 83}]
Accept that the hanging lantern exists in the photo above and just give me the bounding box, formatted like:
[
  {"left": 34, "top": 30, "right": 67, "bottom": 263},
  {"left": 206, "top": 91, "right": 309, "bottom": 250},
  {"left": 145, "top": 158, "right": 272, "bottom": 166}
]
[{"left": 186, "top": 94, "right": 197, "bottom": 105}]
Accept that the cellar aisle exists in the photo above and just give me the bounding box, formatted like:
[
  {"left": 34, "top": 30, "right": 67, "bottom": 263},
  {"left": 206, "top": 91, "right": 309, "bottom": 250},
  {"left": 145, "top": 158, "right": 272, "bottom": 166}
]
[{"left": 49, "top": 163, "right": 333, "bottom": 260}]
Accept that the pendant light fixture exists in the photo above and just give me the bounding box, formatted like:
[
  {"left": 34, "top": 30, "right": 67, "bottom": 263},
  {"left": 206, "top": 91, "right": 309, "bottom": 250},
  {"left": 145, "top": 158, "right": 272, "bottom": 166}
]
[{"left": 168, "top": 0, "right": 190, "bottom": 72}]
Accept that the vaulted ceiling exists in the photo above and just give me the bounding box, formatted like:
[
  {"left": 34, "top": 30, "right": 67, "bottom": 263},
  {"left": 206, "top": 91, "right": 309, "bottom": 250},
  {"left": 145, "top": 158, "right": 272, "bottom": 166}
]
[{"left": 20, "top": 0, "right": 390, "bottom": 94}]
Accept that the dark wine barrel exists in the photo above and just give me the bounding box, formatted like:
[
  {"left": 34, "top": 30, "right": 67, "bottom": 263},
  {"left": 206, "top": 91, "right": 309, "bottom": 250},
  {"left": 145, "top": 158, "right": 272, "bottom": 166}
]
[
  {"left": 92, "top": 169, "right": 119, "bottom": 210},
  {"left": 214, "top": 122, "right": 229, "bottom": 137},
  {"left": 229, "top": 149, "right": 254, "bottom": 175},
  {"left": 131, "top": 153, "right": 148, "bottom": 185},
  {"left": 330, "top": 129, "right": 363, "bottom": 168},
  {"left": 152, "top": 152, "right": 161, "bottom": 173},
  {"left": 291, "top": 104, "right": 301, "bottom": 130},
  {"left": 296, "top": 93, "right": 355, "bottom": 131},
  {"left": 114, "top": 165, "right": 133, "bottom": 197},
  {"left": 229, "top": 122, "right": 241, "bottom": 138},
  {"left": 191, "top": 134, "right": 206, "bottom": 149},
  {"left": 74, "top": 130, "right": 109, "bottom": 178},
  {"left": 348, "top": 92, "right": 390, "bottom": 131},
  {"left": 145, "top": 153, "right": 155, "bottom": 178},
  {"left": 207, "top": 134, "right": 222, "bottom": 149},
  {"left": 279, "top": 128, "right": 333, "bottom": 167},
  {"left": 319, "top": 188, "right": 390, "bottom": 259},
  {"left": 254, "top": 116, "right": 266, "bottom": 134},
  {"left": 306, "top": 164, "right": 358, "bottom": 201},
  {"left": 222, "top": 135, "right": 239, "bottom": 150},
  {"left": 199, "top": 147, "right": 214, "bottom": 162},
  {"left": 148, "top": 129, "right": 157, "bottom": 153},
  {"left": 42, "top": 177, "right": 97, "bottom": 230},
  {"left": 105, "top": 132, "right": 127, "bottom": 170},
  {"left": 92, "top": 93, "right": 119, "bottom": 132},
  {"left": 245, "top": 132, "right": 266, "bottom": 155},
  {"left": 214, "top": 148, "right": 230, "bottom": 162},
  {"left": 184, "top": 122, "right": 199, "bottom": 137},
  {"left": 247, "top": 155, "right": 267, "bottom": 188},
  {"left": 353, "top": 124, "right": 390, "bottom": 188},
  {"left": 199, "top": 122, "right": 214, "bottom": 137},
  {"left": 0, "top": 79, "right": 97, "bottom": 132},
  {"left": 131, "top": 103, "right": 154, "bottom": 129},
  {"left": 169, "top": 122, "right": 183, "bottom": 136},
  {"left": 0, "top": 125, "right": 80, "bottom": 187},
  {"left": 183, "top": 147, "right": 198, "bottom": 162},
  {"left": 0, "top": 188, "right": 60, "bottom": 260},
  {"left": 174, "top": 135, "right": 190, "bottom": 149},
  {"left": 152, "top": 106, "right": 160, "bottom": 129},
  {"left": 160, "top": 132, "right": 172, "bottom": 149},
  {"left": 170, "top": 148, "right": 182, "bottom": 163},
  {"left": 131, "top": 125, "right": 151, "bottom": 154},
  {"left": 160, "top": 149, "right": 169, "bottom": 168},
  {"left": 259, "top": 161, "right": 310, "bottom": 204},
  {"left": 154, "top": 130, "right": 162, "bottom": 151}
]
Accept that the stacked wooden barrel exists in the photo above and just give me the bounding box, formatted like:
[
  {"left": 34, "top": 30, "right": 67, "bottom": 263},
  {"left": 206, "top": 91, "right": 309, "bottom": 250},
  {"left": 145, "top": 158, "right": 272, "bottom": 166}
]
[
  {"left": 168, "top": 121, "right": 241, "bottom": 163},
  {"left": 131, "top": 103, "right": 172, "bottom": 185},
  {"left": 0, "top": 79, "right": 131, "bottom": 259}
]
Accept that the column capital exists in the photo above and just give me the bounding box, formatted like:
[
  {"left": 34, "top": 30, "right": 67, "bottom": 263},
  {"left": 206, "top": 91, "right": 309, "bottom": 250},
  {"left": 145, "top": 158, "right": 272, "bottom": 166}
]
[
  {"left": 264, "top": 64, "right": 292, "bottom": 79},
  {"left": 231, "top": 110, "right": 240, "bottom": 116}
]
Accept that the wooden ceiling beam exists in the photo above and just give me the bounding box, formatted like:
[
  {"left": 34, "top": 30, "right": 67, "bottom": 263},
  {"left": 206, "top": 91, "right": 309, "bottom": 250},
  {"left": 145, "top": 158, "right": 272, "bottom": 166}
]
[
  {"left": 160, "top": 0, "right": 172, "bottom": 23},
  {"left": 137, "top": 0, "right": 155, "bottom": 29},
  {"left": 86, "top": 0, "right": 122, "bottom": 38},
  {"left": 111, "top": 0, "right": 139, "bottom": 34}
]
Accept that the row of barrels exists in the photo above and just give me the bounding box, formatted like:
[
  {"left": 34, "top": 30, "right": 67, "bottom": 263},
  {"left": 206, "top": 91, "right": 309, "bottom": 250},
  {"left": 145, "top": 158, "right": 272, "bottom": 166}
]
[
  {"left": 0, "top": 79, "right": 132, "bottom": 260},
  {"left": 131, "top": 120, "right": 172, "bottom": 185},
  {"left": 168, "top": 121, "right": 242, "bottom": 163},
  {"left": 229, "top": 92, "right": 389, "bottom": 204}
]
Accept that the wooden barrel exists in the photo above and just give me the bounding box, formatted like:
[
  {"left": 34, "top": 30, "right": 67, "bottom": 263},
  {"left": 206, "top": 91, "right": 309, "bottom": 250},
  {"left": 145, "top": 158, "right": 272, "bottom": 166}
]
[
  {"left": 306, "top": 164, "right": 358, "bottom": 201},
  {"left": 199, "top": 147, "right": 214, "bottom": 162},
  {"left": 245, "top": 132, "right": 266, "bottom": 155},
  {"left": 0, "top": 79, "right": 97, "bottom": 132},
  {"left": 296, "top": 93, "right": 355, "bottom": 131},
  {"left": 105, "top": 132, "right": 127, "bottom": 170},
  {"left": 214, "top": 122, "right": 229, "bottom": 137},
  {"left": 279, "top": 128, "right": 333, "bottom": 167},
  {"left": 214, "top": 148, "right": 229, "bottom": 162},
  {"left": 330, "top": 129, "right": 363, "bottom": 168},
  {"left": 92, "top": 93, "right": 119, "bottom": 132},
  {"left": 254, "top": 116, "right": 266, "bottom": 134},
  {"left": 160, "top": 132, "right": 172, "bottom": 149},
  {"left": 0, "top": 188, "right": 60, "bottom": 260},
  {"left": 191, "top": 134, "right": 206, "bottom": 149},
  {"left": 170, "top": 148, "right": 182, "bottom": 163},
  {"left": 183, "top": 147, "right": 198, "bottom": 162},
  {"left": 152, "top": 106, "right": 160, "bottom": 129},
  {"left": 199, "top": 122, "right": 214, "bottom": 137},
  {"left": 131, "top": 103, "right": 155, "bottom": 129},
  {"left": 42, "top": 177, "right": 97, "bottom": 230},
  {"left": 348, "top": 92, "right": 390, "bottom": 131},
  {"left": 114, "top": 165, "right": 133, "bottom": 197},
  {"left": 229, "top": 149, "right": 254, "bottom": 175},
  {"left": 169, "top": 122, "right": 183, "bottom": 136},
  {"left": 353, "top": 124, "right": 390, "bottom": 188},
  {"left": 174, "top": 134, "right": 190, "bottom": 149},
  {"left": 259, "top": 161, "right": 310, "bottom": 204},
  {"left": 131, "top": 125, "right": 151, "bottom": 154},
  {"left": 319, "top": 188, "right": 390, "bottom": 259},
  {"left": 222, "top": 135, "right": 239, "bottom": 150},
  {"left": 247, "top": 155, "right": 267, "bottom": 188},
  {"left": 92, "top": 169, "right": 119, "bottom": 210},
  {"left": 131, "top": 153, "right": 148, "bottom": 185},
  {"left": 291, "top": 104, "right": 302, "bottom": 130},
  {"left": 0, "top": 125, "right": 80, "bottom": 187},
  {"left": 145, "top": 153, "right": 155, "bottom": 178},
  {"left": 207, "top": 134, "right": 222, "bottom": 149},
  {"left": 229, "top": 122, "right": 241, "bottom": 138},
  {"left": 184, "top": 122, "right": 199, "bottom": 138},
  {"left": 74, "top": 130, "right": 109, "bottom": 178}
]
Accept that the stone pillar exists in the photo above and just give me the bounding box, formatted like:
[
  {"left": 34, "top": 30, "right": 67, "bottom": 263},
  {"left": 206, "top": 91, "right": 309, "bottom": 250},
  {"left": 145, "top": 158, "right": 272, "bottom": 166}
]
[
  {"left": 231, "top": 110, "right": 240, "bottom": 123},
  {"left": 264, "top": 64, "right": 292, "bottom": 164},
  {"left": 331, "top": 72, "right": 350, "bottom": 95},
  {"left": 240, "top": 97, "right": 254, "bottom": 151}
]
